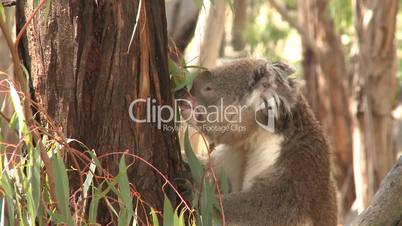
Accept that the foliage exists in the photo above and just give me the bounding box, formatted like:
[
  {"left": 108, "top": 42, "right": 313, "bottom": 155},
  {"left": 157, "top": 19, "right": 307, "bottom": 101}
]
[
  {"left": 169, "top": 58, "right": 199, "bottom": 92},
  {"left": 0, "top": 6, "right": 199, "bottom": 225},
  {"left": 0, "top": 1, "right": 227, "bottom": 225},
  {"left": 0, "top": 67, "right": 225, "bottom": 225},
  {"left": 170, "top": 59, "right": 230, "bottom": 226},
  {"left": 328, "top": 0, "right": 353, "bottom": 33},
  {"left": 2, "top": 0, "right": 401, "bottom": 224},
  {"left": 246, "top": 2, "right": 291, "bottom": 59},
  {"left": 0, "top": 78, "right": 199, "bottom": 225}
]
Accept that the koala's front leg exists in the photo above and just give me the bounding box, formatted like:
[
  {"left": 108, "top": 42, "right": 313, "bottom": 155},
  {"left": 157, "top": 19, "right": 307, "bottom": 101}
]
[
  {"left": 209, "top": 145, "right": 245, "bottom": 193},
  {"left": 174, "top": 162, "right": 195, "bottom": 205}
]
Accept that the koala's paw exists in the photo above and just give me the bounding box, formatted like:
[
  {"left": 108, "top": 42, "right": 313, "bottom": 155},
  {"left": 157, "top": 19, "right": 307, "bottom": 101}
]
[{"left": 174, "top": 172, "right": 194, "bottom": 204}]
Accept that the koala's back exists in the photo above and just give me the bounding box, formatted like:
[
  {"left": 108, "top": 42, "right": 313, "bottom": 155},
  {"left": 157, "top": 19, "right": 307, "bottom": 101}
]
[
  {"left": 221, "top": 147, "right": 337, "bottom": 226},
  {"left": 219, "top": 97, "right": 337, "bottom": 226},
  {"left": 223, "top": 177, "right": 337, "bottom": 226},
  {"left": 181, "top": 58, "right": 338, "bottom": 225}
]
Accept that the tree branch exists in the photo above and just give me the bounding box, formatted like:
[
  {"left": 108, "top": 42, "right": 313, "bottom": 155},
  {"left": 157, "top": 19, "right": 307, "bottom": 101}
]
[
  {"left": 353, "top": 156, "right": 402, "bottom": 226},
  {"left": 266, "top": 0, "right": 323, "bottom": 56}
]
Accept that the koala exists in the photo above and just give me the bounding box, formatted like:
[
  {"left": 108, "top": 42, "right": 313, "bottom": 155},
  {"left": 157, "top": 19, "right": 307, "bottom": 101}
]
[{"left": 176, "top": 59, "right": 337, "bottom": 226}]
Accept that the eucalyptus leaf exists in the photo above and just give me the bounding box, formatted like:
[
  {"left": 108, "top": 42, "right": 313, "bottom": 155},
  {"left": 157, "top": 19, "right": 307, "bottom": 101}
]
[
  {"left": 163, "top": 195, "right": 174, "bottom": 226},
  {"left": 184, "top": 127, "right": 204, "bottom": 184}
]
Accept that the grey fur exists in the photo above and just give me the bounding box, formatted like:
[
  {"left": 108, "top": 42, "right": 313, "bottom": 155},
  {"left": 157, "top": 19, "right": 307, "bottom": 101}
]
[{"left": 180, "top": 58, "right": 337, "bottom": 226}]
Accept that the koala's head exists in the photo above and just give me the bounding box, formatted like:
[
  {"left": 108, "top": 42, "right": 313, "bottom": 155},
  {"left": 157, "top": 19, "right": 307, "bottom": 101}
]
[{"left": 176, "top": 59, "right": 301, "bottom": 145}]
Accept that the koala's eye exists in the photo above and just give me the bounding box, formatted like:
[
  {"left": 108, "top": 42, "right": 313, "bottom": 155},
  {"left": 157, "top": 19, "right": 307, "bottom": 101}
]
[{"left": 204, "top": 86, "right": 213, "bottom": 92}]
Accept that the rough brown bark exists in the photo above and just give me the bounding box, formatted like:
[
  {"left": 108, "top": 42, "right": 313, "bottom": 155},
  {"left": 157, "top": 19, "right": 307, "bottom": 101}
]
[
  {"left": 352, "top": 157, "right": 402, "bottom": 226},
  {"left": 354, "top": 0, "right": 399, "bottom": 211},
  {"left": 296, "top": 0, "right": 354, "bottom": 221},
  {"left": 17, "top": 0, "right": 183, "bottom": 224}
]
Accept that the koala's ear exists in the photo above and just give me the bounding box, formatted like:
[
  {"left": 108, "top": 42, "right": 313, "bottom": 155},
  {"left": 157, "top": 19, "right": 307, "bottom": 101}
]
[
  {"left": 248, "top": 64, "right": 266, "bottom": 89},
  {"left": 266, "top": 61, "right": 295, "bottom": 83},
  {"left": 248, "top": 61, "right": 295, "bottom": 89}
]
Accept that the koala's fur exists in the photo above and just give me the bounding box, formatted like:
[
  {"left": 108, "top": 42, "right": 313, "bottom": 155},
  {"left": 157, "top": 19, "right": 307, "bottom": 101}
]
[{"left": 177, "top": 59, "right": 337, "bottom": 226}]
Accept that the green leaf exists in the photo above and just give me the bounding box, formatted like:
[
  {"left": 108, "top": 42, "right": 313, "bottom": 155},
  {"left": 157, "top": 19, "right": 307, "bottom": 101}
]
[
  {"left": 8, "top": 112, "right": 18, "bottom": 131},
  {"left": 169, "top": 59, "right": 198, "bottom": 92},
  {"left": 170, "top": 59, "right": 186, "bottom": 92},
  {"left": 184, "top": 70, "right": 196, "bottom": 91},
  {"left": 14, "top": 171, "right": 28, "bottom": 226},
  {"left": 50, "top": 152, "right": 74, "bottom": 225},
  {"left": 1, "top": 172, "right": 15, "bottom": 225},
  {"left": 219, "top": 167, "right": 229, "bottom": 196},
  {"left": 176, "top": 209, "right": 186, "bottom": 226},
  {"left": 200, "top": 181, "right": 215, "bottom": 226},
  {"left": 37, "top": 195, "right": 46, "bottom": 226},
  {"left": 25, "top": 144, "right": 41, "bottom": 224},
  {"left": 117, "top": 156, "right": 134, "bottom": 226},
  {"left": 47, "top": 210, "right": 66, "bottom": 224},
  {"left": 150, "top": 208, "right": 160, "bottom": 226},
  {"left": 163, "top": 195, "right": 174, "bottom": 226},
  {"left": 9, "top": 82, "right": 27, "bottom": 138},
  {"left": 173, "top": 208, "right": 180, "bottom": 226},
  {"left": 88, "top": 187, "right": 101, "bottom": 223},
  {"left": 0, "top": 197, "right": 5, "bottom": 225},
  {"left": 0, "top": 2, "right": 5, "bottom": 22},
  {"left": 183, "top": 127, "right": 204, "bottom": 184},
  {"left": 169, "top": 58, "right": 180, "bottom": 78}
]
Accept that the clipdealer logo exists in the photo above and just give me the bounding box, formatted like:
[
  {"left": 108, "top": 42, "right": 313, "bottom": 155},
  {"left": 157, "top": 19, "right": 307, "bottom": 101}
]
[{"left": 128, "top": 97, "right": 276, "bottom": 132}]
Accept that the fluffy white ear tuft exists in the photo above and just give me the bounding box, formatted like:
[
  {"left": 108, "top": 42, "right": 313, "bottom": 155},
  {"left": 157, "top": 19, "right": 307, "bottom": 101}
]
[{"left": 266, "top": 61, "right": 295, "bottom": 81}]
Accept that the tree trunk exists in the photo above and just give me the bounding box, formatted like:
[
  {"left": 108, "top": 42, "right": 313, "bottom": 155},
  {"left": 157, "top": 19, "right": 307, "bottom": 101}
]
[
  {"left": 353, "top": 0, "right": 398, "bottom": 212},
  {"left": 17, "top": 0, "right": 183, "bottom": 224},
  {"left": 187, "top": 0, "right": 228, "bottom": 68},
  {"left": 231, "top": 0, "right": 247, "bottom": 51},
  {"left": 297, "top": 0, "right": 354, "bottom": 221},
  {"left": 166, "top": 0, "right": 199, "bottom": 62},
  {"left": 352, "top": 156, "right": 402, "bottom": 226}
]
